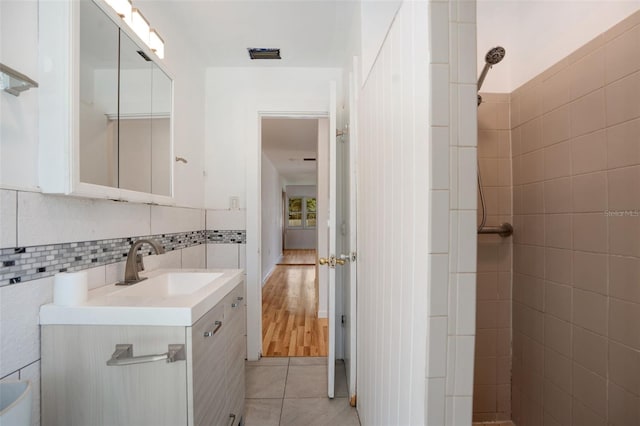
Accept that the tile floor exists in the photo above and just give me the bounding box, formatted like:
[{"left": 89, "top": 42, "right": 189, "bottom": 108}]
[{"left": 244, "top": 357, "right": 361, "bottom": 426}]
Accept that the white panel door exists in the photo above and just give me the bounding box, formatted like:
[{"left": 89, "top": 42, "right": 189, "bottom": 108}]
[
  {"left": 327, "top": 81, "right": 337, "bottom": 398},
  {"left": 344, "top": 57, "right": 359, "bottom": 403}
]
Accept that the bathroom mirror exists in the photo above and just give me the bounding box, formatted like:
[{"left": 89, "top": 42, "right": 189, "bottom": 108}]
[{"left": 78, "top": 0, "right": 173, "bottom": 197}]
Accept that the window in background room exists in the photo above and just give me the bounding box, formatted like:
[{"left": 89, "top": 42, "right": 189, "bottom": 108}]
[{"left": 288, "top": 196, "right": 316, "bottom": 228}]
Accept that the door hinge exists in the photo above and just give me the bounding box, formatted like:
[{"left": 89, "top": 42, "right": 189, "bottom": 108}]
[{"left": 341, "top": 315, "right": 346, "bottom": 326}]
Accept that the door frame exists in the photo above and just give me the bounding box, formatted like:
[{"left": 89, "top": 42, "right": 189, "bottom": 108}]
[{"left": 247, "top": 110, "right": 329, "bottom": 360}]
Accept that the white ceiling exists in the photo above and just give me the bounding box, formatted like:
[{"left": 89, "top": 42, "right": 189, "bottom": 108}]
[
  {"left": 262, "top": 118, "right": 318, "bottom": 183},
  {"left": 477, "top": 0, "right": 640, "bottom": 92},
  {"left": 138, "top": 0, "right": 358, "bottom": 67}
]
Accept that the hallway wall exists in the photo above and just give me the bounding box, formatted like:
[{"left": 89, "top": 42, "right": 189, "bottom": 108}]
[
  {"left": 261, "top": 154, "right": 284, "bottom": 282},
  {"left": 512, "top": 11, "right": 640, "bottom": 425}
]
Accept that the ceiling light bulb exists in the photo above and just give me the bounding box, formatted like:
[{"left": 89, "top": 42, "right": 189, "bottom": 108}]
[
  {"left": 149, "top": 29, "right": 165, "bottom": 59},
  {"left": 130, "top": 8, "right": 150, "bottom": 43},
  {"left": 105, "top": 0, "right": 132, "bottom": 23}
]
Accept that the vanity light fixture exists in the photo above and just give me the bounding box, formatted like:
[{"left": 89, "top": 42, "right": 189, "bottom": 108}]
[
  {"left": 130, "top": 8, "right": 150, "bottom": 44},
  {"left": 149, "top": 29, "right": 165, "bottom": 59},
  {"left": 105, "top": 0, "right": 132, "bottom": 23}
]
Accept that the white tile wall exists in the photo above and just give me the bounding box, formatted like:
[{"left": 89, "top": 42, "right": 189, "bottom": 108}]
[
  {"left": 151, "top": 205, "right": 205, "bottom": 234},
  {"left": 206, "top": 209, "right": 246, "bottom": 230},
  {"left": 0, "top": 189, "right": 17, "bottom": 248},
  {"left": 105, "top": 261, "right": 126, "bottom": 285},
  {"left": 431, "top": 127, "right": 451, "bottom": 190},
  {"left": 182, "top": 245, "right": 206, "bottom": 269},
  {"left": 20, "top": 361, "right": 40, "bottom": 426},
  {"left": 453, "top": 336, "right": 476, "bottom": 395},
  {"left": 429, "top": 254, "right": 450, "bottom": 317},
  {"left": 430, "top": 190, "right": 450, "bottom": 253},
  {"left": 206, "top": 244, "right": 239, "bottom": 268},
  {"left": 85, "top": 265, "right": 106, "bottom": 290},
  {"left": 456, "top": 272, "right": 477, "bottom": 335},
  {"left": 428, "top": 317, "right": 449, "bottom": 377},
  {"left": 17, "top": 192, "right": 151, "bottom": 246},
  {"left": 426, "top": 377, "right": 447, "bottom": 425},
  {"left": 0, "top": 277, "right": 52, "bottom": 377},
  {"left": 144, "top": 250, "right": 182, "bottom": 271}
]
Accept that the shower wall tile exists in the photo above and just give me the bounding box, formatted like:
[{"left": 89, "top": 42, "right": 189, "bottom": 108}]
[
  {"left": 543, "top": 140, "right": 571, "bottom": 180},
  {"left": 541, "top": 67, "right": 570, "bottom": 113},
  {"left": 569, "top": 88, "right": 606, "bottom": 137},
  {"left": 474, "top": 93, "right": 512, "bottom": 421},
  {"left": 543, "top": 178, "right": 572, "bottom": 214},
  {"left": 544, "top": 281, "right": 572, "bottom": 322},
  {"left": 605, "top": 25, "right": 640, "bottom": 84},
  {"left": 572, "top": 326, "right": 608, "bottom": 377},
  {"left": 520, "top": 117, "right": 542, "bottom": 154},
  {"left": 571, "top": 171, "right": 607, "bottom": 213},
  {"left": 606, "top": 118, "right": 640, "bottom": 168},
  {"left": 572, "top": 363, "right": 607, "bottom": 418},
  {"left": 572, "top": 398, "right": 607, "bottom": 426},
  {"left": 514, "top": 14, "right": 640, "bottom": 425},
  {"left": 609, "top": 299, "right": 640, "bottom": 350},
  {"left": 572, "top": 213, "right": 607, "bottom": 253},
  {"left": 608, "top": 340, "right": 640, "bottom": 395},
  {"left": 605, "top": 70, "right": 640, "bottom": 126},
  {"left": 608, "top": 165, "right": 640, "bottom": 210},
  {"left": 572, "top": 251, "right": 607, "bottom": 294},
  {"left": 571, "top": 130, "right": 607, "bottom": 174},
  {"left": 572, "top": 289, "right": 608, "bottom": 336},
  {"left": 608, "top": 381, "right": 640, "bottom": 426},
  {"left": 569, "top": 47, "right": 605, "bottom": 100},
  {"left": 608, "top": 255, "right": 640, "bottom": 303},
  {"left": 541, "top": 105, "right": 571, "bottom": 147}
]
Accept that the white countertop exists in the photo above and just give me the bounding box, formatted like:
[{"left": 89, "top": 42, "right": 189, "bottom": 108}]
[{"left": 39, "top": 268, "right": 244, "bottom": 326}]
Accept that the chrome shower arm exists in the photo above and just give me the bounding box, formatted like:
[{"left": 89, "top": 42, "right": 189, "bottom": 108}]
[{"left": 477, "top": 63, "right": 492, "bottom": 91}]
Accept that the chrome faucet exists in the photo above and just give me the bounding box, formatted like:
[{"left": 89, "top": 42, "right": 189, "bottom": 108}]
[{"left": 117, "top": 239, "right": 165, "bottom": 285}]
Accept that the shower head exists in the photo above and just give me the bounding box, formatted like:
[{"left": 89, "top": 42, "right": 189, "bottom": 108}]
[
  {"left": 485, "top": 46, "right": 506, "bottom": 65},
  {"left": 478, "top": 46, "right": 506, "bottom": 105}
]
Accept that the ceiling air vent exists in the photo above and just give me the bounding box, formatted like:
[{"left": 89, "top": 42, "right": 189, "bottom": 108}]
[{"left": 248, "top": 48, "right": 281, "bottom": 60}]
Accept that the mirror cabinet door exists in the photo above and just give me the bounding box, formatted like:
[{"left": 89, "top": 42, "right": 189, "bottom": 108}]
[
  {"left": 78, "top": 0, "right": 173, "bottom": 198},
  {"left": 118, "top": 31, "right": 153, "bottom": 194},
  {"left": 79, "top": 0, "right": 119, "bottom": 188},
  {"left": 151, "top": 65, "right": 172, "bottom": 196}
]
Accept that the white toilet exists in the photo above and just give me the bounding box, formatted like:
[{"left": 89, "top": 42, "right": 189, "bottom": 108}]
[{"left": 0, "top": 381, "right": 32, "bottom": 426}]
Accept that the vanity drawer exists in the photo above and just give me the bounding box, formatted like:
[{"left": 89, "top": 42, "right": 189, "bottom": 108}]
[{"left": 191, "top": 303, "right": 226, "bottom": 426}]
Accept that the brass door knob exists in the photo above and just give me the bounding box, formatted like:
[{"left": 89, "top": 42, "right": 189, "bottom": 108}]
[
  {"left": 335, "top": 259, "right": 346, "bottom": 265},
  {"left": 319, "top": 258, "right": 329, "bottom": 265}
]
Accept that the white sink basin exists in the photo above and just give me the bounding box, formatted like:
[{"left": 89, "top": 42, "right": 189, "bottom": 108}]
[
  {"left": 113, "top": 272, "right": 224, "bottom": 297},
  {"left": 39, "top": 268, "right": 243, "bottom": 326}
]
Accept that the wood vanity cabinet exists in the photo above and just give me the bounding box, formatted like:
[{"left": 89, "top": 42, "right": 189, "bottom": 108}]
[{"left": 41, "top": 281, "right": 246, "bottom": 426}]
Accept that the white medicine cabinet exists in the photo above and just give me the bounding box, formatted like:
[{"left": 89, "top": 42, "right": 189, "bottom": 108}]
[{"left": 38, "top": 0, "right": 174, "bottom": 204}]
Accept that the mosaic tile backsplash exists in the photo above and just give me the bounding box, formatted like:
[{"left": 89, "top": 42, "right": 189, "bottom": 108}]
[{"left": 0, "top": 229, "right": 246, "bottom": 287}]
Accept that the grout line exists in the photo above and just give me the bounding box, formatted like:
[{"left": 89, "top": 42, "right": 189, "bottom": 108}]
[{"left": 278, "top": 357, "right": 290, "bottom": 426}]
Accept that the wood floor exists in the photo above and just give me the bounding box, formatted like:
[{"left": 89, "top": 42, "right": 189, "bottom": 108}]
[
  {"left": 277, "top": 249, "right": 317, "bottom": 265},
  {"left": 262, "top": 251, "right": 327, "bottom": 357}
]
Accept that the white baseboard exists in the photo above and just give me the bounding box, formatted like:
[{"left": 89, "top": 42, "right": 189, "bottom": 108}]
[
  {"left": 317, "top": 310, "right": 328, "bottom": 318},
  {"left": 261, "top": 264, "right": 276, "bottom": 287}
]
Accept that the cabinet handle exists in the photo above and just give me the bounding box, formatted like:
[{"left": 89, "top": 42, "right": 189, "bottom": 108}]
[
  {"left": 106, "top": 344, "right": 185, "bottom": 366},
  {"left": 204, "top": 320, "right": 222, "bottom": 337},
  {"left": 227, "top": 414, "right": 236, "bottom": 426}
]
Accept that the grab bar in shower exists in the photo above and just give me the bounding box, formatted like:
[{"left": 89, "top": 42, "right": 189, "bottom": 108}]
[{"left": 478, "top": 223, "right": 513, "bottom": 238}]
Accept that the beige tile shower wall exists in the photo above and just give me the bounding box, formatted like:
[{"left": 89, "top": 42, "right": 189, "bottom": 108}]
[
  {"left": 473, "top": 93, "right": 513, "bottom": 422},
  {"left": 511, "top": 10, "right": 640, "bottom": 426}
]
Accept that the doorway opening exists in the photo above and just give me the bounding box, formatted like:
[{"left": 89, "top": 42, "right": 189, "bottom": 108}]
[{"left": 260, "top": 117, "right": 328, "bottom": 357}]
